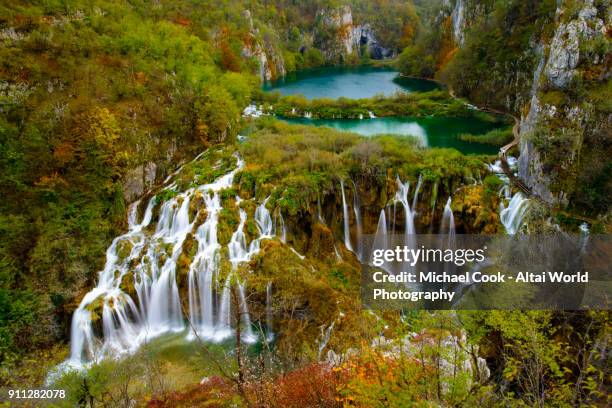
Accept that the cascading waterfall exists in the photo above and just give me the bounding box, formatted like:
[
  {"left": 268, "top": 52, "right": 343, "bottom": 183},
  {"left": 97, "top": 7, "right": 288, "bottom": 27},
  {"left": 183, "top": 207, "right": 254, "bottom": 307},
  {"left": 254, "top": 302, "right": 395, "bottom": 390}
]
[
  {"left": 412, "top": 174, "right": 423, "bottom": 213},
  {"left": 340, "top": 180, "right": 353, "bottom": 252},
  {"left": 317, "top": 195, "right": 325, "bottom": 224},
  {"left": 350, "top": 180, "right": 364, "bottom": 261},
  {"left": 60, "top": 154, "right": 280, "bottom": 373},
  {"left": 500, "top": 192, "right": 529, "bottom": 235},
  {"left": 255, "top": 196, "right": 274, "bottom": 237},
  {"left": 395, "top": 177, "right": 416, "bottom": 237},
  {"left": 372, "top": 210, "right": 389, "bottom": 271},
  {"left": 440, "top": 197, "right": 456, "bottom": 237},
  {"left": 490, "top": 156, "right": 530, "bottom": 235},
  {"left": 441, "top": 197, "right": 456, "bottom": 261},
  {"left": 277, "top": 210, "right": 287, "bottom": 243}
]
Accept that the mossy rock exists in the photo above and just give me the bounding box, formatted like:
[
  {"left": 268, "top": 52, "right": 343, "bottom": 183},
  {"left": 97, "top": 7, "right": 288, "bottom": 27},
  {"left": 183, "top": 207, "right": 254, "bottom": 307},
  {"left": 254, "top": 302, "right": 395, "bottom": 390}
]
[
  {"left": 85, "top": 295, "right": 106, "bottom": 323},
  {"left": 189, "top": 192, "right": 206, "bottom": 221},
  {"left": 306, "top": 223, "right": 336, "bottom": 259},
  {"left": 116, "top": 239, "right": 134, "bottom": 263},
  {"left": 119, "top": 272, "right": 137, "bottom": 298},
  {"left": 218, "top": 207, "right": 240, "bottom": 245}
]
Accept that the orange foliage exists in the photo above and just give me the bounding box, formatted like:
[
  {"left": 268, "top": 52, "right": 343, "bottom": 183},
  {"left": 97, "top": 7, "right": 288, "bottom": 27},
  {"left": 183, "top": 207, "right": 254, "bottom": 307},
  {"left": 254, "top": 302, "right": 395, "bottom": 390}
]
[
  {"left": 53, "top": 142, "right": 75, "bottom": 166},
  {"left": 437, "top": 16, "right": 458, "bottom": 70},
  {"left": 147, "top": 376, "right": 234, "bottom": 408},
  {"left": 261, "top": 362, "right": 341, "bottom": 407},
  {"left": 174, "top": 17, "right": 191, "bottom": 27},
  {"left": 218, "top": 26, "right": 241, "bottom": 72}
]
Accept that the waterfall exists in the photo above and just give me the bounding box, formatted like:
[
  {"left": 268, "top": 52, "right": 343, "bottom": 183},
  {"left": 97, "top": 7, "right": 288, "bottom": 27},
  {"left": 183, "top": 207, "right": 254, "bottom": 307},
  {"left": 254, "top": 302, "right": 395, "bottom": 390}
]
[
  {"left": 391, "top": 201, "right": 397, "bottom": 234},
  {"left": 255, "top": 197, "right": 274, "bottom": 237},
  {"left": 317, "top": 195, "right": 325, "bottom": 224},
  {"left": 340, "top": 180, "right": 353, "bottom": 252},
  {"left": 395, "top": 177, "right": 416, "bottom": 236},
  {"left": 60, "top": 153, "right": 272, "bottom": 372},
  {"left": 351, "top": 180, "right": 363, "bottom": 261},
  {"left": 237, "top": 282, "right": 256, "bottom": 343},
  {"left": 277, "top": 210, "right": 287, "bottom": 243},
  {"left": 441, "top": 197, "right": 456, "bottom": 255},
  {"left": 500, "top": 192, "right": 529, "bottom": 235},
  {"left": 265, "top": 282, "right": 273, "bottom": 341},
  {"left": 412, "top": 174, "right": 423, "bottom": 213},
  {"left": 441, "top": 197, "right": 456, "bottom": 236},
  {"left": 317, "top": 321, "right": 335, "bottom": 360},
  {"left": 372, "top": 210, "right": 389, "bottom": 270}
]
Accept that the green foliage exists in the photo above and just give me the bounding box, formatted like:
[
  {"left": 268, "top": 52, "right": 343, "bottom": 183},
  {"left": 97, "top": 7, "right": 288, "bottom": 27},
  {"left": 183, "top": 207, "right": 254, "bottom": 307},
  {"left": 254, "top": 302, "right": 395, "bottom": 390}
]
[
  {"left": 458, "top": 126, "right": 513, "bottom": 146},
  {"left": 303, "top": 48, "right": 325, "bottom": 68},
  {"left": 258, "top": 89, "right": 499, "bottom": 120},
  {"left": 0, "top": 0, "right": 258, "bottom": 362},
  {"left": 398, "top": 45, "right": 437, "bottom": 78}
]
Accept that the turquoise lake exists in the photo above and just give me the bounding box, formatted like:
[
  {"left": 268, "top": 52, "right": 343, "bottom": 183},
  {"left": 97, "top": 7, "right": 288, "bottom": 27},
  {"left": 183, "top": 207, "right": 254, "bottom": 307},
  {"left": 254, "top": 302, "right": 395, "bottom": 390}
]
[{"left": 264, "top": 66, "right": 504, "bottom": 155}]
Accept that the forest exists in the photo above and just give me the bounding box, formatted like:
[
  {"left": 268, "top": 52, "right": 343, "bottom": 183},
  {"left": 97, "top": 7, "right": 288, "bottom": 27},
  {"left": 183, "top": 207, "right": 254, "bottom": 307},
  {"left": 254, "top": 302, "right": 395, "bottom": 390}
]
[{"left": 0, "top": 0, "right": 609, "bottom": 407}]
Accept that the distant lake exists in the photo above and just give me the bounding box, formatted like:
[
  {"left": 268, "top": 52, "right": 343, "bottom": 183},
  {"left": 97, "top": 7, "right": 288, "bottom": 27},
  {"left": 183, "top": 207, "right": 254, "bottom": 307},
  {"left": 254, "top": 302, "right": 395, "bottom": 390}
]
[{"left": 263, "top": 66, "right": 440, "bottom": 100}]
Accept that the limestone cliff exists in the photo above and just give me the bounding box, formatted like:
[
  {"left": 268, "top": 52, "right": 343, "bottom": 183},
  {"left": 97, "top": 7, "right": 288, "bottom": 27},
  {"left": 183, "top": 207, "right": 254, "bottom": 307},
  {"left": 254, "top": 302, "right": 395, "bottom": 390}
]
[
  {"left": 314, "top": 5, "right": 393, "bottom": 63},
  {"left": 435, "top": 0, "right": 610, "bottom": 211},
  {"left": 242, "top": 10, "right": 286, "bottom": 82},
  {"left": 518, "top": 0, "right": 610, "bottom": 207}
]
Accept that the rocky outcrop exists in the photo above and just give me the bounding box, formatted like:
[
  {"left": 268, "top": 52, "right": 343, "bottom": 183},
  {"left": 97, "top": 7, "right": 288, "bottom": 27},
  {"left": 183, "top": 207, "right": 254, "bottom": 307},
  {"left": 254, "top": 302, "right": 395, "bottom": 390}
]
[
  {"left": 123, "top": 161, "right": 157, "bottom": 203},
  {"left": 451, "top": 0, "right": 466, "bottom": 46},
  {"left": 314, "top": 6, "right": 393, "bottom": 62},
  {"left": 545, "top": 2, "right": 606, "bottom": 88},
  {"left": 518, "top": 0, "right": 609, "bottom": 206},
  {"left": 444, "top": 0, "right": 486, "bottom": 47},
  {"left": 242, "top": 10, "right": 286, "bottom": 82}
]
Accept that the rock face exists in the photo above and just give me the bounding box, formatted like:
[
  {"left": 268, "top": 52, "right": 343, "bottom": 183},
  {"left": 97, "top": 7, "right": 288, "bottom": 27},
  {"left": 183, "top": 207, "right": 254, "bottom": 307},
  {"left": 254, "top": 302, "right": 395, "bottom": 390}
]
[
  {"left": 545, "top": 2, "right": 606, "bottom": 88},
  {"left": 314, "top": 6, "right": 393, "bottom": 62},
  {"left": 518, "top": 0, "right": 608, "bottom": 205},
  {"left": 242, "top": 10, "right": 286, "bottom": 82},
  {"left": 123, "top": 161, "right": 157, "bottom": 203},
  {"left": 451, "top": 0, "right": 466, "bottom": 46},
  {"left": 445, "top": 0, "right": 485, "bottom": 47}
]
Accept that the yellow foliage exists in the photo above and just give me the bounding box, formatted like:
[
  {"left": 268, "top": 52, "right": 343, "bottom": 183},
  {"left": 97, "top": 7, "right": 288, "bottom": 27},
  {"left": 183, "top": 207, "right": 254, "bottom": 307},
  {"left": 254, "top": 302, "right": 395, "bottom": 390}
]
[{"left": 90, "top": 107, "right": 121, "bottom": 148}]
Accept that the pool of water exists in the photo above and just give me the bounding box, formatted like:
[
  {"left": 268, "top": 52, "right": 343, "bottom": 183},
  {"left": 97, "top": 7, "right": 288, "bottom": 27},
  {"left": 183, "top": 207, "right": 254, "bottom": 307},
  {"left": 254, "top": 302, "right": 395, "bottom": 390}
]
[
  {"left": 263, "top": 66, "right": 440, "bottom": 100},
  {"left": 284, "top": 116, "right": 501, "bottom": 155},
  {"left": 263, "top": 66, "right": 504, "bottom": 155}
]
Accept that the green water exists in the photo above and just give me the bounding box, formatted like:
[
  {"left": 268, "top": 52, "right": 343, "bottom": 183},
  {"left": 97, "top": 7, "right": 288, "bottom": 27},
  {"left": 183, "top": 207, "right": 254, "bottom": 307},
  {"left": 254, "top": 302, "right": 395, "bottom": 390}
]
[
  {"left": 264, "top": 66, "right": 504, "bottom": 155},
  {"left": 263, "top": 66, "right": 440, "bottom": 99},
  {"left": 284, "top": 116, "right": 501, "bottom": 155}
]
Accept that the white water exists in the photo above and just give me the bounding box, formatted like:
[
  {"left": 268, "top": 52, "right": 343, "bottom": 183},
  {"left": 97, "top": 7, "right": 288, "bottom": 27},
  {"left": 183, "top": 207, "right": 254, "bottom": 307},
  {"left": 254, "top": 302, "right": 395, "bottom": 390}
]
[
  {"left": 340, "top": 180, "right": 353, "bottom": 252},
  {"left": 441, "top": 197, "right": 456, "bottom": 237},
  {"left": 350, "top": 180, "right": 364, "bottom": 261},
  {"left": 58, "top": 153, "right": 279, "bottom": 375},
  {"left": 441, "top": 197, "right": 456, "bottom": 255},
  {"left": 500, "top": 192, "right": 529, "bottom": 235},
  {"left": 412, "top": 174, "right": 423, "bottom": 213},
  {"left": 265, "top": 282, "right": 273, "bottom": 341},
  {"left": 371, "top": 210, "right": 389, "bottom": 271},
  {"left": 395, "top": 177, "right": 416, "bottom": 237}
]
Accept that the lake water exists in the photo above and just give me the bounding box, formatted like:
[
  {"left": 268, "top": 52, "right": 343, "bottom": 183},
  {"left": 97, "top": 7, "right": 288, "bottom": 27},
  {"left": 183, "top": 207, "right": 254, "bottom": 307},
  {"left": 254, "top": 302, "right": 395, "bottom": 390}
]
[
  {"left": 264, "top": 66, "right": 504, "bottom": 155},
  {"left": 263, "top": 66, "right": 440, "bottom": 99},
  {"left": 284, "top": 116, "right": 501, "bottom": 155}
]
